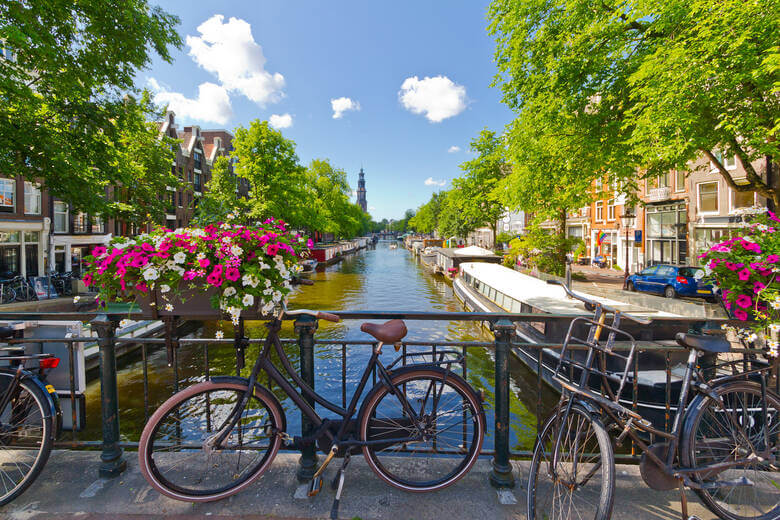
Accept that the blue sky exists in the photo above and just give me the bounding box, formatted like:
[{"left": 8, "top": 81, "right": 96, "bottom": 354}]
[{"left": 142, "top": 1, "right": 513, "bottom": 220}]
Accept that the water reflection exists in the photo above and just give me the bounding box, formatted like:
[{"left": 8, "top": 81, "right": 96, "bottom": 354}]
[{"left": 83, "top": 241, "right": 558, "bottom": 451}]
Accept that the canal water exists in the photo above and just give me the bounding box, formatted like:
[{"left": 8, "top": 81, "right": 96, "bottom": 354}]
[{"left": 82, "top": 241, "right": 558, "bottom": 452}]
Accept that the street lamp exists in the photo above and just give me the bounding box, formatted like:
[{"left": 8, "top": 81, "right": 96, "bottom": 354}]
[{"left": 621, "top": 207, "right": 636, "bottom": 290}]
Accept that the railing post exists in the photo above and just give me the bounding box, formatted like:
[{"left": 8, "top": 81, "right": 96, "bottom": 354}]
[
  {"left": 91, "top": 314, "right": 127, "bottom": 478},
  {"left": 490, "top": 318, "right": 516, "bottom": 488},
  {"left": 295, "top": 314, "right": 319, "bottom": 482}
]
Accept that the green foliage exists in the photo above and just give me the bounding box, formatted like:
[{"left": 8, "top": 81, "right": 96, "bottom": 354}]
[
  {"left": 193, "top": 157, "right": 247, "bottom": 225},
  {"left": 0, "top": 1, "right": 182, "bottom": 219},
  {"left": 488, "top": 0, "right": 780, "bottom": 206},
  {"left": 507, "top": 223, "right": 581, "bottom": 277},
  {"left": 409, "top": 192, "right": 444, "bottom": 233},
  {"left": 305, "top": 159, "right": 369, "bottom": 238},
  {"left": 495, "top": 232, "right": 514, "bottom": 246}
]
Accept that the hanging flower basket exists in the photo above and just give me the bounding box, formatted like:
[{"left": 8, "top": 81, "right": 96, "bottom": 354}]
[
  {"left": 83, "top": 218, "right": 312, "bottom": 323},
  {"left": 699, "top": 207, "right": 779, "bottom": 357}
]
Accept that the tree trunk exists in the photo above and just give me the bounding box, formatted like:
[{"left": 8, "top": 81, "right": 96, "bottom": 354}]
[{"left": 557, "top": 208, "right": 568, "bottom": 276}]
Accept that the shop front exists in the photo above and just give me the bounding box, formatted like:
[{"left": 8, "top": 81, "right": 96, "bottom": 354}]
[
  {"left": 0, "top": 220, "right": 48, "bottom": 278},
  {"left": 645, "top": 202, "right": 688, "bottom": 266}
]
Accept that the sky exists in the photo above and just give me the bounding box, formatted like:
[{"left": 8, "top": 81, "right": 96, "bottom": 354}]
[{"left": 142, "top": 1, "right": 513, "bottom": 221}]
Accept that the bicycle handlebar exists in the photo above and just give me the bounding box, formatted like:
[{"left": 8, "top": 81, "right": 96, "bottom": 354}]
[{"left": 546, "top": 280, "right": 652, "bottom": 325}]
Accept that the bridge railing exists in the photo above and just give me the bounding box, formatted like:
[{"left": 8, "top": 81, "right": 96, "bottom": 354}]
[{"left": 0, "top": 310, "right": 775, "bottom": 490}]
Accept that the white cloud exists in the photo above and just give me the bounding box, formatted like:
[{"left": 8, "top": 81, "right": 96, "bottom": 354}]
[
  {"left": 424, "top": 177, "right": 447, "bottom": 187},
  {"left": 369, "top": 206, "right": 376, "bottom": 211},
  {"left": 448, "top": 145, "right": 461, "bottom": 153},
  {"left": 269, "top": 113, "right": 293, "bottom": 129},
  {"left": 399, "top": 76, "right": 467, "bottom": 123},
  {"left": 186, "top": 15, "right": 285, "bottom": 106},
  {"left": 331, "top": 97, "right": 360, "bottom": 119},
  {"left": 150, "top": 79, "right": 233, "bottom": 125}
]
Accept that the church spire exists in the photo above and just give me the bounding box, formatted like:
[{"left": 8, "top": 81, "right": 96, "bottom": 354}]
[{"left": 356, "top": 168, "right": 367, "bottom": 212}]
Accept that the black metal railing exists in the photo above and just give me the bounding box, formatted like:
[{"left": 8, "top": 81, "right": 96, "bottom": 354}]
[{"left": 0, "top": 310, "right": 776, "bottom": 490}]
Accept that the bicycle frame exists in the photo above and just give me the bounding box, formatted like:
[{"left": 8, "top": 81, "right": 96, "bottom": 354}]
[{"left": 212, "top": 317, "right": 428, "bottom": 451}]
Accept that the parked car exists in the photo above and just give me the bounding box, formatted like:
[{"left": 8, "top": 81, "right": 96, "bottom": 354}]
[{"left": 626, "top": 264, "right": 717, "bottom": 300}]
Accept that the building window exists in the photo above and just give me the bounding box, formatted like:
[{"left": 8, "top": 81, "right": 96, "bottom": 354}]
[
  {"left": 607, "top": 199, "right": 615, "bottom": 221},
  {"left": 187, "top": 192, "right": 193, "bottom": 206},
  {"left": 594, "top": 178, "right": 603, "bottom": 194},
  {"left": 0, "top": 178, "right": 15, "bottom": 212},
  {"left": 193, "top": 150, "right": 202, "bottom": 165},
  {"left": 177, "top": 166, "right": 183, "bottom": 179},
  {"left": 74, "top": 212, "right": 89, "bottom": 233},
  {"left": 731, "top": 189, "right": 755, "bottom": 211},
  {"left": 24, "top": 182, "right": 41, "bottom": 215},
  {"left": 92, "top": 215, "right": 105, "bottom": 234},
  {"left": 711, "top": 151, "right": 738, "bottom": 171},
  {"left": 595, "top": 201, "right": 604, "bottom": 222},
  {"left": 54, "top": 202, "right": 69, "bottom": 233},
  {"left": 698, "top": 182, "right": 719, "bottom": 214},
  {"left": 194, "top": 172, "right": 202, "bottom": 192},
  {"left": 177, "top": 191, "right": 182, "bottom": 207},
  {"left": 658, "top": 173, "right": 670, "bottom": 188},
  {"left": 675, "top": 171, "right": 686, "bottom": 192}
]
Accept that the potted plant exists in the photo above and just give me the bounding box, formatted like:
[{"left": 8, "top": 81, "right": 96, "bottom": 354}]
[
  {"left": 83, "top": 217, "right": 311, "bottom": 323},
  {"left": 699, "top": 207, "right": 779, "bottom": 357}
]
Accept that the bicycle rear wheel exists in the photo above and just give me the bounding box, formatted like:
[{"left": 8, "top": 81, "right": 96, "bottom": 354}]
[
  {"left": 358, "top": 367, "right": 485, "bottom": 491},
  {"left": 528, "top": 402, "right": 615, "bottom": 520},
  {"left": 138, "top": 380, "right": 284, "bottom": 502},
  {"left": 682, "top": 381, "right": 780, "bottom": 520},
  {"left": 0, "top": 373, "right": 54, "bottom": 505}
]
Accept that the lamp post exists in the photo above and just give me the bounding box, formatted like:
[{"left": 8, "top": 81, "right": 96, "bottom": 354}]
[{"left": 621, "top": 207, "right": 635, "bottom": 290}]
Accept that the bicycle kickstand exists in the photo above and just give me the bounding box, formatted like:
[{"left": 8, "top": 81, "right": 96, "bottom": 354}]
[
  {"left": 678, "top": 478, "right": 701, "bottom": 520},
  {"left": 330, "top": 452, "right": 351, "bottom": 520}
]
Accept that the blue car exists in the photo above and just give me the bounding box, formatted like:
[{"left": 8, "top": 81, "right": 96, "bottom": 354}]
[{"left": 626, "top": 264, "right": 717, "bottom": 300}]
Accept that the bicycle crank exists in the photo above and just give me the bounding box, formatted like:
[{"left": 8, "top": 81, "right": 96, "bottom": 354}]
[{"left": 308, "top": 446, "right": 337, "bottom": 497}]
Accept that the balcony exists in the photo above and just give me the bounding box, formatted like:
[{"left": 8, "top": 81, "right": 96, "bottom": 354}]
[{"left": 646, "top": 186, "right": 671, "bottom": 202}]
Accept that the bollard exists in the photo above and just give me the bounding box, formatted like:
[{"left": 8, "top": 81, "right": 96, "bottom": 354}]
[
  {"left": 92, "top": 314, "right": 127, "bottom": 478},
  {"left": 295, "top": 314, "right": 319, "bottom": 482},
  {"left": 489, "top": 318, "right": 516, "bottom": 488}
]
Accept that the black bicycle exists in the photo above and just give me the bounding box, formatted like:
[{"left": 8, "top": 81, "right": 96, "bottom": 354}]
[
  {"left": 139, "top": 303, "right": 486, "bottom": 518},
  {"left": 0, "top": 326, "right": 62, "bottom": 505},
  {"left": 528, "top": 281, "right": 779, "bottom": 520}
]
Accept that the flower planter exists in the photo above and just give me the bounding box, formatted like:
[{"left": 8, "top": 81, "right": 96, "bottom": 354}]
[{"left": 135, "top": 286, "right": 260, "bottom": 319}]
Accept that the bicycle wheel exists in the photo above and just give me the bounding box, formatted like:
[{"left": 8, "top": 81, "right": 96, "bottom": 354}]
[
  {"left": 138, "top": 379, "right": 284, "bottom": 502},
  {"left": 528, "top": 402, "right": 615, "bottom": 520},
  {"left": 0, "top": 373, "right": 54, "bottom": 505},
  {"left": 358, "top": 367, "right": 485, "bottom": 492},
  {"left": 681, "top": 381, "right": 780, "bottom": 520},
  {"left": 0, "top": 286, "right": 15, "bottom": 304}
]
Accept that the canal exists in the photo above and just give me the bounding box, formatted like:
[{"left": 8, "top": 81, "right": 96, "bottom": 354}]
[{"left": 81, "top": 241, "right": 559, "bottom": 452}]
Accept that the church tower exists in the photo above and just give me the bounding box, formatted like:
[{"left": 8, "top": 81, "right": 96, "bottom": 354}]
[{"left": 356, "top": 168, "right": 367, "bottom": 212}]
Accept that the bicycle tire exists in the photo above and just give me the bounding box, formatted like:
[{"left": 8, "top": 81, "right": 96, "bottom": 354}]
[
  {"left": 681, "top": 381, "right": 780, "bottom": 520},
  {"left": 358, "top": 366, "right": 485, "bottom": 492},
  {"left": 138, "top": 380, "right": 284, "bottom": 502},
  {"left": 0, "top": 286, "right": 16, "bottom": 304},
  {"left": 0, "top": 373, "right": 54, "bottom": 505},
  {"left": 527, "top": 402, "right": 615, "bottom": 520}
]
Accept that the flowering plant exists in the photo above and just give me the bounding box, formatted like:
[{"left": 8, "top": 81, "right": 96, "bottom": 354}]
[
  {"left": 83, "top": 217, "right": 312, "bottom": 324},
  {"left": 699, "top": 208, "right": 779, "bottom": 357}
]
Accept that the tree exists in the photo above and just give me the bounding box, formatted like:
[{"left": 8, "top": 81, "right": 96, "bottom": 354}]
[
  {"left": 409, "top": 191, "right": 445, "bottom": 233},
  {"left": 193, "top": 156, "right": 247, "bottom": 225},
  {"left": 488, "top": 0, "right": 780, "bottom": 206},
  {"left": 0, "top": 1, "right": 182, "bottom": 218},
  {"left": 232, "top": 120, "right": 309, "bottom": 227},
  {"left": 454, "top": 129, "right": 509, "bottom": 243}
]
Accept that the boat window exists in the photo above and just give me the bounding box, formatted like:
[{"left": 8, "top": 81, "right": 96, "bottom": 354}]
[
  {"left": 521, "top": 303, "right": 533, "bottom": 313},
  {"left": 495, "top": 292, "right": 504, "bottom": 308},
  {"left": 481, "top": 284, "right": 490, "bottom": 297},
  {"left": 488, "top": 287, "right": 496, "bottom": 301},
  {"left": 511, "top": 299, "right": 522, "bottom": 313}
]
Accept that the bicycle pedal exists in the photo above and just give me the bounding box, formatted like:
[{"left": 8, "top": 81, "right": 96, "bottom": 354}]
[{"left": 307, "top": 475, "right": 323, "bottom": 497}]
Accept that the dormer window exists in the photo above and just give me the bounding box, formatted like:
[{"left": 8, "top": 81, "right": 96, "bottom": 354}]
[{"left": 193, "top": 150, "right": 202, "bottom": 165}]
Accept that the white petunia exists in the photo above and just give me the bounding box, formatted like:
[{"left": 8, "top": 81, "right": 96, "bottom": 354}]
[
  {"left": 224, "top": 287, "right": 236, "bottom": 297},
  {"left": 215, "top": 330, "right": 225, "bottom": 340},
  {"left": 242, "top": 294, "right": 254, "bottom": 307},
  {"left": 196, "top": 252, "right": 206, "bottom": 261},
  {"left": 768, "top": 323, "right": 780, "bottom": 333},
  {"left": 142, "top": 268, "right": 159, "bottom": 281},
  {"left": 173, "top": 252, "right": 187, "bottom": 264},
  {"left": 230, "top": 245, "right": 243, "bottom": 257},
  {"left": 164, "top": 303, "right": 174, "bottom": 311},
  {"left": 73, "top": 296, "right": 81, "bottom": 303},
  {"left": 160, "top": 284, "right": 171, "bottom": 293}
]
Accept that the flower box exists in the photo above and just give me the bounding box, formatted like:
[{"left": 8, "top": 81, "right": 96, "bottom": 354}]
[{"left": 84, "top": 218, "right": 311, "bottom": 323}]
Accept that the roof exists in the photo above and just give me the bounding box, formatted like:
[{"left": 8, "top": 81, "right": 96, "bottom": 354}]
[
  {"left": 434, "top": 247, "right": 500, "bottom": 260},
  {"left": 459, "top": 262, "right": 677, "bottom": 317},
  {"left": 454, "top": 246, "right": 495, "bottom": 257}
]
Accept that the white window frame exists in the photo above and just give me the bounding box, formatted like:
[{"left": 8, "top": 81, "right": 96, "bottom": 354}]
[
  {"left": 607, "top": 199, "right": 615, "bottom": 221},
  {"left": 24, "top": 182, "right": 41, "bottom": 215},
  {"left": 697, "top": 182, "right": 719, "bottom": 215},
  {"left": 92, "top": 215, "right": 105, "bottom": 234},
  {"left": 729, "top": 188, "right": 756, "bottom": 213},
  {"left": 0, "top": 178, "right": 15, "bottom": 211},
  {"left": 710, "top": 151, "right": 738, "bottom": 172},
  {"left": 53, "top": 201, "right": 69, "bottom": 233},
  {"left": 595, "top": 201, "right": 604, "bottom": 222},
  {"left": 675, "top": 171, "right": 686, "bottom": 192}
]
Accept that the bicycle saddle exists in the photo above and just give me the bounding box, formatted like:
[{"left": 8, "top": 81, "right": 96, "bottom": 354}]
[
  {"left": 675, "top": 332, "right": 730, "bottom": 353},
  {"left": 361, "top": 319, "right": 407, "bottom": 343}
]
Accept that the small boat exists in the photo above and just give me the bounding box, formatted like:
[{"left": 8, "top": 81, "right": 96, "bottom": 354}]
[
  {"left": 300, "top": 259, "right": 318, "bottom": 272},
  {"left": 453, "top": 261, "right": 696, "bottom": 431},
  {"left": 389, "top": 243, "right": 397, "bottom": 250}
]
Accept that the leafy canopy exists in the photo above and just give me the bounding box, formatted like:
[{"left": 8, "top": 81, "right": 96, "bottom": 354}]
[{"left": 0, "top": 0, "right": 182, "bottom": 219}]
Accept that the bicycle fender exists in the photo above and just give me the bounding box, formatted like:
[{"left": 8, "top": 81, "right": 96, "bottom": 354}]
[
  {"left": 210, "top": 376, "right": 287, "bottom": 433},
  {"left": 19, "top": 370, "right": 62, "bottom": 441}
]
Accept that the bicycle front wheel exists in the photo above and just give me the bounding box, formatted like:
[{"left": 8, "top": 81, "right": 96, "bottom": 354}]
[
  {"left": 359, "top": 367, "right": 485, "bottom": 492},
  {"left": 528, "top": 402, "right": 615, "bottom": 520},
  {"left": 0, "top": 373, "right": 54, "bottom": 506},
  {"left": 138, "top": 380, "right": 284, "bottom": 502},
  {"left": 682, "top": 381, "right": 780, "bottom": 520}
]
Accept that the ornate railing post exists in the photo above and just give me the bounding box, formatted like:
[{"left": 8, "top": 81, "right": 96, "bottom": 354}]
[
  {"left": 91, "top": 314, "right": 127, "bottom": 478},
  {"left": 490, "top": 318, "right": 516, "bottom": 488},
  {"left": 295, "top": 314, "right": 319, "bottom": 482}
]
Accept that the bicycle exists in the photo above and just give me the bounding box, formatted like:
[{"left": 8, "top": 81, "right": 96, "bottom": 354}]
[
  {"left": 0, "top": 277, "right": 37, "bottom": 302},
  {"left": 528, "top": 280, "right": 779, "bottom": 520},
  {"left": 0, "top": 283, "right": 16, "bottom": 304},
  {"left": 138, "top": 301, "right": 486, "bottom": 519},
  {"left": 0, "top": 326, "right": 62, "bottom": 505}
]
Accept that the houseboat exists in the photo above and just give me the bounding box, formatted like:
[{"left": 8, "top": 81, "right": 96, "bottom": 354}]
[
  {"left": 433, "top": 246, "right": 502, "bottom": 278},
  {"left": 453, "top": 262, "right": 695, "bottom": 430}
]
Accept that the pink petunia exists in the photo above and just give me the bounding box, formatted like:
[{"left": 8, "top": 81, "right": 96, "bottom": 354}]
[
  {"left": 82, "top": 273, "right": 93, "bottom": 286},
  {"left": 307, "top": 238, "right": 314, "bottom": 248},
  {"left": 91, "top": 246, "right": 107, "bottom": 257},
  {"left": 753, "top": 281, "right": 766, "bottom": 293},
  {"left": 735, "top": 294, "right": 752, "bottom": 309},
  {"left": 198, "top": 258, "right": 210, "bottom": 268},
  {"left": 225, "top": 267, "right": 240, "bottom": 281},
  {"left": 767, "top": 254, "right": 779, "bottom": 263},
  {"left": 737, "top": 268, "right": 751, "bottom": 281},
  {"left": 136, "top": 282, "right": 148, "bottom": 293},
  {"left": 206, "top": 272, "right": 223, "bottom": 287},
  {"left": 734, "top": 309, "right": 748, "bottom": 321}
]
